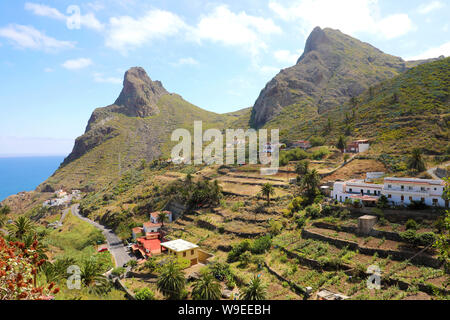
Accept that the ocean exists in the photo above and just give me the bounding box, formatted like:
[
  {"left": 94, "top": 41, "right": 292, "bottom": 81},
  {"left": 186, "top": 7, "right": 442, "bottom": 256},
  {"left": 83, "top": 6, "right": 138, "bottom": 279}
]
[{"left": 0, "top": 156, "right": 65, "bottom": 201}]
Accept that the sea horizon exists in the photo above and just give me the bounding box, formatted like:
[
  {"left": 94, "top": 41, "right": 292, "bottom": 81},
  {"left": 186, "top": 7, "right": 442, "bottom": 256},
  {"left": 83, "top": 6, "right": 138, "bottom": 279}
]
[{"left": 0, "top": 155, "right": 65, "bottom": 201}]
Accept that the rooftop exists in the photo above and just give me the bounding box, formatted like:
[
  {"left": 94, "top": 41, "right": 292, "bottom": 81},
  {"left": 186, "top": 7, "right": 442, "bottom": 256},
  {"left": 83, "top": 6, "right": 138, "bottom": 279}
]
[
  {"left": 384, "top": 177, "right": 444, "bottom": 186},
  {"left": 160, "top": 239, "right": 199, "bottom": 252}
]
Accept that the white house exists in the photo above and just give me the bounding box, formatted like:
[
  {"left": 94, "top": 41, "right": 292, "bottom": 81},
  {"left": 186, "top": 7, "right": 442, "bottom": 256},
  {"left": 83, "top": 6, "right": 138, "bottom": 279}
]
[
  {"left": 331, "top": 177, "right": 448, "bottom": 207},
  {"left": 149, "top": 211, "right": 173, "bottom": 224}
]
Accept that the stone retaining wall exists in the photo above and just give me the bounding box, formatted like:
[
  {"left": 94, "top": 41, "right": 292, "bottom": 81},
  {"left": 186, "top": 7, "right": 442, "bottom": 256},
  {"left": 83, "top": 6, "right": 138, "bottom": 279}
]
[
  {"left": 312, "top": 221, "right": 403, "bottom": 242},
  {"left": 263, "top": 261, "right": 306, "bottom": 297},
  {"left": 115, "top": 278, "right": 135, "bottom": 300},
  {"left": 301, "top": 229, "right": 441, "bottom": 268}
]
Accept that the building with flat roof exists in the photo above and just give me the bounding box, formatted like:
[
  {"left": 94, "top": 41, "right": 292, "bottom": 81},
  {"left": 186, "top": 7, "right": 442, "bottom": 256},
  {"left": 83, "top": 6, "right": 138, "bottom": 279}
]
[
  {"left": 161, "top": 239, "right": 200, "bottom": 266},
  {"left": 331, "top": 177, "right": 448, "bottom": 207}
]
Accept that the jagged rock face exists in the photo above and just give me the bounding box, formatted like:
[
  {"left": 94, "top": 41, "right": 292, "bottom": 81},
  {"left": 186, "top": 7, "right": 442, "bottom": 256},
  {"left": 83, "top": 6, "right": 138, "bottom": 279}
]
[
  {"left": 250, "top": 27, "right": 409, "bottom": 128},
  {"left": 62, "top": 67, "right": 169, "bottom": 166},
  {"left": 114, "top": 67, "right": 168, "bottom": 118}
]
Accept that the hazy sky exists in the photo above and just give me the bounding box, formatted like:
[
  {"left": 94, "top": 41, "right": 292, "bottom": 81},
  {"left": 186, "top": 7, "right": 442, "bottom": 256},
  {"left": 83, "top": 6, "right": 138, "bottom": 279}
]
[{"left": 0, "top": 0, "right": 449, "bottom": 156}]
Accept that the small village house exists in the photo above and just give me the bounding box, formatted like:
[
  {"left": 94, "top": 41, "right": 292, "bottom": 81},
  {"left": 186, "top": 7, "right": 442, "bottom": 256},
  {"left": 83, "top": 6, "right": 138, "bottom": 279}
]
[
  {"left": 345, "top": 139, "right": 370, "bottom": 153},
  {"left": 150, "top": 211, "right": 173, "bottom": 224}
]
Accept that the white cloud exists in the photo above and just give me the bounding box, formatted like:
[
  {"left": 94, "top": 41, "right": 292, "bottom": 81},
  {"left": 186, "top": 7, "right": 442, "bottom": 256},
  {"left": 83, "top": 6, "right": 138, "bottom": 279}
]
[
  {"left": 407, "top": 42, "right": 450, "bottom": 60},
  {"left": 105, "top": 9, "right": 187, "bottom": 53},
  {"left": 417, "top": 1, "right": 445, "bottom": 14},
  {"left": 376, "top": 14, "right": 415, "bottom": 40},
  {"left": 25, "top": 2, "right": 104, "bottom": 31},
  {"left": 93, "top": 72, "right": 122, "bottom": 84},
  {"left": 62, "top": 58, "right": 93, "bottom": 70},
  {"left": 44, "top": 67, "right": 54, "bottom": 72},
  {"left": 274, "top": 49, "right": 302, "bottom": 64},
  {"left": 269, "top": 0, "right": 414, "bottom": 39},
  {"left": 191, "top": 5, "right": 282, "bottom": 57},
  {"left": 25, "top": 2, "right": 66, "bottom": 20},
  {"left": 0, "top": 24, "right": 75, "bottom": 51},
  {"left": 172, "top": 57, "right": 199, "bottom": 66}
]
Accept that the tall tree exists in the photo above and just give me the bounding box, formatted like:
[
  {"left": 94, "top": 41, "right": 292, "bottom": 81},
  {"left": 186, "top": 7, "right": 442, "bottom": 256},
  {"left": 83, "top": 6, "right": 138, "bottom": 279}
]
[
  {"left": 300, "top": 169, "right": 321, "bottom": 199},
  {"left": 7, "top": 216, "right": 34, "bottom": 239},
  {"left": 157, "top": 260, "right": 186, "bottom": 300},
  {"left": 407, "top": 148, "right": 426, "bottom": 172},
  {"left": 336, "top": 136, "right": 347, "bottom": 153},
  {"left": 191, "top": 271, "right": 221, "bottom": 300},
  {"left": 241, "top": 275, "right": 267, "bottom": 300},
  {"left": 260, "top": 183, "right": 275, "bottom": 205},
  {"left": 295, "top": 160, "right": 309, "bottom": 176}
]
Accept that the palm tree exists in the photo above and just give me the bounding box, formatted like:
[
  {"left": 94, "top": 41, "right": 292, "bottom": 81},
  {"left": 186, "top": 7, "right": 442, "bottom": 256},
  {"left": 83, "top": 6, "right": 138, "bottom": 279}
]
[
  {"left": 407, "top": 148, "right": 426, "bottom": 172},
  {"left": 191, "top": 271, "right": 221, "bottom": 300},
  {"left": 158, "top": 211, "right": 169, "bottom": 227},
  {"left": 300, "top": 169, "right": 320, "bottom": 198},
  {"left": 295, "top": 160, "right": 309, "bottom": 176},
  {"left": 157, "top": 260, "right": 186, "bottom": 300},
  {"left": 241, "top": 275, "right": 267, "bottom": 300},
  {"left": 80, "top": 258, "right": 110, "bottom": 294},
  {"left": 260, "top": 183, "right": 275, "bottom": 205},
  {"left": 7, "top": 216, "right": 34, "bottom": 239}
]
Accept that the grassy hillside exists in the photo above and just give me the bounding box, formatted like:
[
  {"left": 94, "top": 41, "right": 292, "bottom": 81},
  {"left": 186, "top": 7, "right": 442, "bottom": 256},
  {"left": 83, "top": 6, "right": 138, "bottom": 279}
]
[
  {"left": 42, "top": 94, "right": 249, "bottom": 191},
  {"left": 266, "top": 57, "right": 450, "bottom": 156}
]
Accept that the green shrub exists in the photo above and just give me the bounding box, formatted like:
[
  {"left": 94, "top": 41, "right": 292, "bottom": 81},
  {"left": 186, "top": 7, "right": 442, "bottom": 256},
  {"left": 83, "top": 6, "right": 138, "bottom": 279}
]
[
  {"left": 227, "top": 240, "right": 252, "bottom": 263},
  {"left": 112, "top": 267, "right": 126, "bottom": 277},
  {"left": 417, "top": 232, "right": 436, "bottom": 246},
  {"left": 406, "top": 219, "right": 418, "bottom": 230},
  {"left": 135, "top": 288, "right": 155, "bottom": 300},
  {"left": 251, "top": 235, "right": 272, "bottom": 254},
  {"left": 304, "top": 204, "right": 321, "bottom": 218}
]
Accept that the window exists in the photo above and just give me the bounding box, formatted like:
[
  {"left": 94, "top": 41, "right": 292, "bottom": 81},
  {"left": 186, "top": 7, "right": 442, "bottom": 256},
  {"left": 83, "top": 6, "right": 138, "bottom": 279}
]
[
  {"left": 421, "top": 187, "right": 425, "bottom": 191},
  {"left": 367, "top": 190, "right": 371, "bottom": 194},
  {"left": 401, "top": 185, "right": 404, "bottom": 190},
  {"left": 388, "top": 194, "right": 392, "bottom": 198},
  {"left": 408, "top": 186, "right": 413, "bottom": 190},
  {"left": 409, "top": 196, "right": 412, "bottom": 201},
  {"left": 401, "top": 195, "right": 404, "bottom": 201},
  {"left": 433, "top": 199, "right": 438, "bottom": 205},
  {"left": 388, "top": 185, "right": 392, "bottom": 189},
  {"left": 191, "top": 250, "right": 194, "bottom": 255},
  {"left": 421, "top": 198, "right": 425, "bottom": 202},
  {"left": 434, "top": 188, "right": 437, "bottom": 191},
  {"left": 183, "top": 252, "right": 186, "bottom": 257},
  {"left": 349, "top": 188, "right": 352, "bottom": 192}
]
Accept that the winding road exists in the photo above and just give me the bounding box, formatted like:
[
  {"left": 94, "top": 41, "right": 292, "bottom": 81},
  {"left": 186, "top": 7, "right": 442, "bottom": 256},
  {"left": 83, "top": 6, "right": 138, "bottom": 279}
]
[{"left": 70, "top": 204, "right": 133, "bottom": 268}]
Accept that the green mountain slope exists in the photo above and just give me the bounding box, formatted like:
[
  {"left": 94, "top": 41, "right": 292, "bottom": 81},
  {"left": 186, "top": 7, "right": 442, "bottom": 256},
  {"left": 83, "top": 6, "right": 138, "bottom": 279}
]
[
  {"left": 250, "top": 27, "right": 440, "bottom": 128},
  {"left": 41, "top": 68, "right": 249, "bottom": 191},
  {"left": 270, "top": 57, "right": 450, "bottom": 155}
]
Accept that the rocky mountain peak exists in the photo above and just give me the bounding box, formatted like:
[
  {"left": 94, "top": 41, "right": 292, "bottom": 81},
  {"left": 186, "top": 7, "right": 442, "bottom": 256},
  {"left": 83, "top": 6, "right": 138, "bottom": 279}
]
[
  {"left": 114, "top": 67, "right": 168, "bottom": 118},
  {"left": 297, "top": 26, "right": 329, "bottom": 63}
]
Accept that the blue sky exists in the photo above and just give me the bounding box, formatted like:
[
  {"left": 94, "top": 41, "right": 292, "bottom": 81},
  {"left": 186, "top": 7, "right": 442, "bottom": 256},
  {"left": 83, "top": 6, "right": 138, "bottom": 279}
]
[{"left": 0, "top": 0, "right": 449, "bottom": 157}]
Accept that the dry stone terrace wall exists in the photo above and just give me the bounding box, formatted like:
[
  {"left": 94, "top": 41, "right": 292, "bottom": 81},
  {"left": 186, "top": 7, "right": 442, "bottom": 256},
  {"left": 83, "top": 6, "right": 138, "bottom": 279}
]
[
  {"left": 301, "top": 228, "right": 442, "bottom": 268},
  {"left": 312, "top": 221, "right": 404, "bottom": 242}
]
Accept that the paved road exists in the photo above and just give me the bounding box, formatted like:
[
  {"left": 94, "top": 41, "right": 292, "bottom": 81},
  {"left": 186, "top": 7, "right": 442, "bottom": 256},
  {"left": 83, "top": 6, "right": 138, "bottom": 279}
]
[{"left": 70, "top": 204, "right": 133, "bottom": 268}]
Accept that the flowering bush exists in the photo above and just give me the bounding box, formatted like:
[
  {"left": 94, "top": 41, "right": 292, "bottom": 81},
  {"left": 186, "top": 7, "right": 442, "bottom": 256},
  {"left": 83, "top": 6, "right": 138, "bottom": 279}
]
[{"left": 0, "top": 237, "right": 58, "bottom": 300}]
